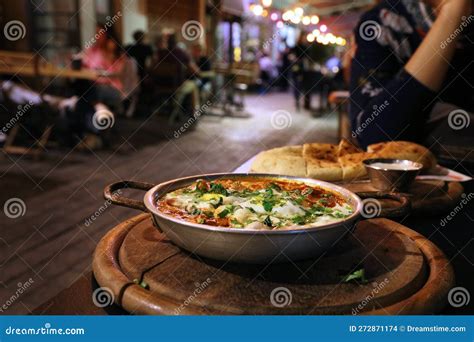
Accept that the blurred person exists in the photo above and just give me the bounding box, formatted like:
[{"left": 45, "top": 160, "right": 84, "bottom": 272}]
[
  {"left": 191, "top": 43, "right": 211, "bottom": 72},
  {"left": 82, "top": 27, "right": 138, "bottom": 110},
  {"left": 258, "top": 51, "right": 278, "bottom": 90},
  {"left": 350, "top": 0, "right": 473, "bottom": 148},
  {"left": 279, "top": 46, "right": 291, "bottom": 90},
  {"left": 161, "top": 33, "right": 200, "bottom": 78},
  {"left": 190, "top": 43, "right": 213, "bottom": 103},
  {"left": 125, "top": 30, "right": 153, "bottom": 79},
  {"left": 152, "top": 34, "right": 168, "bottom": 62},
  {"left": 289, "top": 33, "right": 311, "bottom": 110}
]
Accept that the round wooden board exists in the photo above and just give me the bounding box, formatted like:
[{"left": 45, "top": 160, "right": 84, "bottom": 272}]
[
  {"left": 92, "top": 214, "right": 454, "bottom": 315},
  {"left": 343, "top": 180, "right": 463, "bottom": 215}
]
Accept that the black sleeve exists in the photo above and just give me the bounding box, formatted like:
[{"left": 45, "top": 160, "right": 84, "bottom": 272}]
[{"left": 349, "top": 13, "right": 436, "bottom": 148}]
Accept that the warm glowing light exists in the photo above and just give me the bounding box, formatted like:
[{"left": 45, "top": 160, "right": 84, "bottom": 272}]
[
  {"left": 270, "top": 12, "right": 278, "bottom": 21},
  {"left": 311, "top": 15, "right": 319, "bottom": 24},
  {"left": 306, "top": 33, "right": 315, "bottom": 42},
  {"left": 252, "top": 4, "right": 263, "bottom": 16},
  {"left": 294, "top": 7, "right": 304, "bottom": 17},
  {"left": 262, "top": 9, "right": 268, "bottom": 17},
  {"left": 276, "top": 20, "right": 284, "bottom": 28},
  {"left": 316, "top": 35, "right": 323, "bottom": 43},
  {"left": 283, "top": 10, "right": 294, "bottom": 21},
  {"left": 335, "top": 37, "right": 344, "bottom": 45},
  {"left": 327, "top": 34, "right": 337, "bottom": 44},
  {"left": 312, "top": 29, "right": 320, "bottom": 36},
  {"left": 291, "top": 16, "right": 301, "bottom": 24},
  {"left": 234, "top": 47, "right": 241, "bottom": 62},
  {"left": 262, "top": 0, "right": 272, "bottom": 7},
  {"left": 302, "top": 16, "right": 311, "bottom": 25},
  {"left": 320, "top": 24, "right": 327, "bottom": 32}
]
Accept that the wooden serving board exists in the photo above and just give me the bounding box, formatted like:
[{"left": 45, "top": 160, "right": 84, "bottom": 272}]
[
  {"left": 92, "top": 214, "right": 454, "bottom": 315},
  {"left": 343, "top": 180, "right": 463, "bottom": 215}
]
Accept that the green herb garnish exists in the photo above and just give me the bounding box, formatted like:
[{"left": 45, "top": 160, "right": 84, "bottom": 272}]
[
  {"left": 342, "top": 268, "right": 368, "bottom": 284},
  {"left": 218, "top": 209, "right": 230, "bottom": 218}
]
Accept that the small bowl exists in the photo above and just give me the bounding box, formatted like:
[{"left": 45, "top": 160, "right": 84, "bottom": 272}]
[{"left": 363, "top": 158, "right": 423, "bottom": 191}]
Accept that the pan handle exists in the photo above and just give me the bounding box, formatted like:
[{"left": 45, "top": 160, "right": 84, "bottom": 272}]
[
  {"left": 356, "top": 191, "right": 411, "bottom": 219},
  {"left": 104, "top": 181, "right": 155, "bottom": 212}
]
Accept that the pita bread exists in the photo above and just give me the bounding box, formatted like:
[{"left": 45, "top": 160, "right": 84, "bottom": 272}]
[
  {"left": 337, "top": 139, "right": 362, "bottom": 157},
  {"left": 338, "top": 152, "right": 375, "bottom": 181},
  {"left": 251, "top": 145, "right": 306, "bottom": 177},
  {"left": 303, "top": 143, "right": 343, "bottom": 181},
  {"left": 367, "top": 141, "right": 437, "bottom": 170}
]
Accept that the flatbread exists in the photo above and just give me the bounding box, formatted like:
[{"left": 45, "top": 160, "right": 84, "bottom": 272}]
[
  {"left": 303, "top": 143, "right": 343, "bottom": 181},
  {"left": 250, "top": 140, "right": 436, "bottom": 182},
  {"left": 251, "top": 145, "right": 306, "bottom": 177},
  {"left": 337, "top": 139, "right": 362, "bottom": 157},
  {"left": 367, "top": 141, "right": 437, "bottom": 170},
  {"left": 338, "top": 152, "right": 375, "bottom": 181}
]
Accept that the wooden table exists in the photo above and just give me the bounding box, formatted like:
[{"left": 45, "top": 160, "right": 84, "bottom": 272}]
[{"left": 33, "top": 178, "right": 474, "bottom": 315}]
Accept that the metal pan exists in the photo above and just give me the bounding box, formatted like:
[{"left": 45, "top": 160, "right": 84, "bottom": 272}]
[{"left": 104, "top": 173, "right": 410, "bottom": 264}]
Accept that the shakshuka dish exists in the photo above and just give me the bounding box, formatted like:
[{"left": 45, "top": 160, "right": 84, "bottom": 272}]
[{"left": 156, "top": 178, "right": 354, "bottom": 230}]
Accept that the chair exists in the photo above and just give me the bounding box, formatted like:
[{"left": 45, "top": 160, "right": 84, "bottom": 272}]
[
  {"left": 328, "top": 90, "right": 352, "bottom": 142},
  {"left": 149, "top": 60, "right": 197, "bottom": 123},
  {"left": 0, "top": 50, "right": 54, "bottom": 159}
]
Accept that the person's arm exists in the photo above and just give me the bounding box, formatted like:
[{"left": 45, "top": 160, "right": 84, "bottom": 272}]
[
  {"left": 350, "top": 0, "right": 471, "bottom": 148},
  {"left": 405, "top": 0, "right": 472, "bottom": 91},
  {"left": 188, "top": 61, "right": 201, "bottom": 76}
]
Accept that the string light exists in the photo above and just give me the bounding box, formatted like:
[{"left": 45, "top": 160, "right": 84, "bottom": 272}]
[
  {"left": 320, "top": 24, "right": 327, "bottom": 32},
  {"left": 294, "top": 7, "right": 304, "bottom": 17},
  {"left": 262, "top": 0, "right": 272, "bottom": 7},
  {"left": 311, "top": 15, "right": 319, "bottom": 24},
  {"left": 302, "top": 16, "right": 311, "bottom": 25},
  {"left": 270, "top": 12, "right": 278, "bottom": 21},
  {"left": 306, "top": 33, "right": 315, "bottom": 42},
  {"left": 252, "top": 4, "right": 263, "bottom": 16}
]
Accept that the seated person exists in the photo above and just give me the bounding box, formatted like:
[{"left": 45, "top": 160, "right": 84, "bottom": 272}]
[
  {"left": 0, "top": 80, "right": 113, "bottom": 150},
  {"left": 190, "top": 43, "right": 213, "bottom": 102},
  {"left": 125, "top": 30, "right": 153, "bottom": 79},
  {"left": 350, "top": 0, "right": 473, "bottom": 149},
  {"left": 150, "top": 33, "right": 200, "bottom": 108},
  {"left": 81, "top": 26, "right": 138, "bottom": 114}
]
